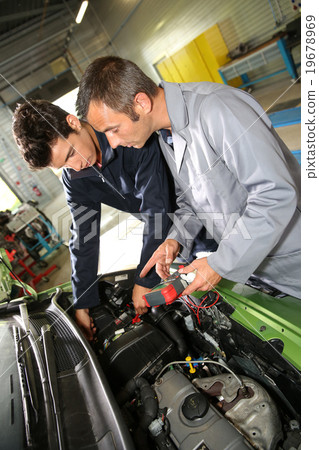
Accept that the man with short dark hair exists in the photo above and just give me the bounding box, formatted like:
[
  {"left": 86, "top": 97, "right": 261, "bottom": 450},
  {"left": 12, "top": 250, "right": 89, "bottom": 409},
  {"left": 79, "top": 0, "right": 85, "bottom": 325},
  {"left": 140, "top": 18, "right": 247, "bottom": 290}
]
[
  {"left": 76, "top": 56, "right": 301, "bottom": 299},
  {"left": 12, "top": 100, "right": 177, "bottom": 339}
]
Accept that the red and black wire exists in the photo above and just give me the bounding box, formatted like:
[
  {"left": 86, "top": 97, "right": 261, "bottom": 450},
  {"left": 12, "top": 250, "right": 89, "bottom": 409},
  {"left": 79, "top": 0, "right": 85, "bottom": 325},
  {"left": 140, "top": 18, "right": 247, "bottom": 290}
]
[{"left": 181, "top": 291, "right": 219, "bottom": 325}]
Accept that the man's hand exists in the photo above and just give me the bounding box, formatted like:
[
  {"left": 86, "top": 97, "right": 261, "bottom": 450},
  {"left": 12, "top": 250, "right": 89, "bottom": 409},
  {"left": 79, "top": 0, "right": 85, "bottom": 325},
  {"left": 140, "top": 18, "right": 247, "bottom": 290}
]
[
  {"left": 132, "top": 284, "right": 150, "bottom": 315},
  {"left": 140, "top": 239, "right": 180, "bottom": 280},
  {"left": 75, "top": 308, "right": 96, "bottom": 342},
  {"left": 179, "top": 257, "right": 222, "bottom": 295}
]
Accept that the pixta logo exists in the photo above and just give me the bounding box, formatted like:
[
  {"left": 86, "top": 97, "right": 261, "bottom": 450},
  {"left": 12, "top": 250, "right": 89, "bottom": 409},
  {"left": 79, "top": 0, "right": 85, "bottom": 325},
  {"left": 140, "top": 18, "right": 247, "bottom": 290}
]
[{"left": 52, "top": 202, "right": 99, "bottom": 249}]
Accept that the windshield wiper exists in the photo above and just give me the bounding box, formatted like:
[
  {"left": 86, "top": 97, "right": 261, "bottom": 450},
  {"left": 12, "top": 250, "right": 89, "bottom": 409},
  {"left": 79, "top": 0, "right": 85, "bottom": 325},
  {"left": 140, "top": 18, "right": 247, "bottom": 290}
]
[
  {"left": 41, "top": 324, "right": 65, "bottom": 449},
  {"left": 13, "top": 326, "right": 39, "bottom": 448},
  {"left": 16, "top": 303, "right": 65, "bottom": 449}
]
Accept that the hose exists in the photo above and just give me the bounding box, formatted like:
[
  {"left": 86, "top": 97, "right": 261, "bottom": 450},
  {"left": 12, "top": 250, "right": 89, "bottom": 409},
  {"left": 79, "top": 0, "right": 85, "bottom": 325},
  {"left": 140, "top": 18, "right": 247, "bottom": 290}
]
[
  {"left": 150, "top": 306, "right": 188, "bottom": 358},
  {"left": 117, "top": 377, "right": 159, "bottom": 450},
  {"left": 117, "top": 377, "right": 158, "bottom": 427}
]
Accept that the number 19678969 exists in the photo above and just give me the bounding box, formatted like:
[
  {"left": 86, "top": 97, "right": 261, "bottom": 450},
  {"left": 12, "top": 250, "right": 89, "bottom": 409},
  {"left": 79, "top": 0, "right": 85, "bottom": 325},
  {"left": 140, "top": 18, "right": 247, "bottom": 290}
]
[{"left": 306, "top": 15, "right": 316, "bottom": 74}]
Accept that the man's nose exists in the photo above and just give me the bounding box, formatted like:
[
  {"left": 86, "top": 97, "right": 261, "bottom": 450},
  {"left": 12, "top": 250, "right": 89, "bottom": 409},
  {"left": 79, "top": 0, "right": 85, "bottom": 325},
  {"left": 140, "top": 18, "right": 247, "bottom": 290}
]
[
  {"left": 68, "top": 159, "right": 83, "bottom": 171},
  {"left": 106, "top": 133, "right": 121, "bottom": 149}
]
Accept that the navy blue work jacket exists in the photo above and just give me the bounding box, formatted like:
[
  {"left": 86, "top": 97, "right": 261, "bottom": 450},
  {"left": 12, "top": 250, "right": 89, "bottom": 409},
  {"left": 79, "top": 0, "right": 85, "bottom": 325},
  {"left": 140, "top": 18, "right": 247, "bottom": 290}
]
[{"left": 62, "top": 131, "right": 175, "bottom": 309}]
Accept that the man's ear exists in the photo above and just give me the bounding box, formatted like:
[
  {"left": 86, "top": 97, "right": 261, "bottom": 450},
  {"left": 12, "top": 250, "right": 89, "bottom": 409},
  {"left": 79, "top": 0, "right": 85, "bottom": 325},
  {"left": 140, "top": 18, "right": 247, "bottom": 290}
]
[
  {"left": 66, "top": 114, "right": 81, "bottom": 131},
  {"left": 134, "top": 92, "right": 152, "bottom": 114}
]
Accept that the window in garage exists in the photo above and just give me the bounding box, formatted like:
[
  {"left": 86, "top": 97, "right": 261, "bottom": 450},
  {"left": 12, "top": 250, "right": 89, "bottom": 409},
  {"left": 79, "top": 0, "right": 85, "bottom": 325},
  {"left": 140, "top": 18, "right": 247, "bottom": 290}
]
[{"left": 0, "top": 176, "right": 21, "bottom": 211}]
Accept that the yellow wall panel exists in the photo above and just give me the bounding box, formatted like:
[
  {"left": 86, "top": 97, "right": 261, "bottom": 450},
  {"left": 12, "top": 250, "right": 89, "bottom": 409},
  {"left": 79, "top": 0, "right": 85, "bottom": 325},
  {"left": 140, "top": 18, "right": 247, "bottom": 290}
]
[
  {"left": 194, "top": 34, "right": 224, "bottom": 84},
  {"left": 156, "top": 60, "right": 175, "bottom": 82},
  {"left": 156, "top": 23, "right": 241, "bottom": 87},
  {"left": 201, "top": 24, "right": 230, "bottom": 67},
  {"left": 166, "top": 57, "right": 184, "bottom": 82},
  {"left": 171, "top": 41, "right": 213, "bottom": 82},
  {"left": 196, "top": 24, "right": 242, "bottom": 87}
]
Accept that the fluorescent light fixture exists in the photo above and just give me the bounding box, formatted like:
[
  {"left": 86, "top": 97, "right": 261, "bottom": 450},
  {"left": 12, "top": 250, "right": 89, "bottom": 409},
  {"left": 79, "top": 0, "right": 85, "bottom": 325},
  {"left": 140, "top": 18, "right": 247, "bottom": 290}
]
[{"left": 75, "top": 1, "right": 89, "bottom": 24}]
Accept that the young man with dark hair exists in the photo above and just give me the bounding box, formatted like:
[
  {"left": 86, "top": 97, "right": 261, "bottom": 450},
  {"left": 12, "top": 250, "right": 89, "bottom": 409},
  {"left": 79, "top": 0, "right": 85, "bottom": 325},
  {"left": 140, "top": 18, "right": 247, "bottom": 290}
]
[
  {"left": 12, "top": 99, "right": 177, "bottom": 339},
  {"left": 76, "top": 56, "right": 301, "bottom": 299}
]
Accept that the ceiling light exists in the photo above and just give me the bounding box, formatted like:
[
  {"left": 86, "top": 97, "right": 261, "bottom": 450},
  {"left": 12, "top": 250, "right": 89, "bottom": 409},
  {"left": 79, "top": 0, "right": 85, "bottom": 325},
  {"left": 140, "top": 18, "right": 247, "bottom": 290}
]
[{"left": 75, "top": 1, "right": 89, "bottom": 24}]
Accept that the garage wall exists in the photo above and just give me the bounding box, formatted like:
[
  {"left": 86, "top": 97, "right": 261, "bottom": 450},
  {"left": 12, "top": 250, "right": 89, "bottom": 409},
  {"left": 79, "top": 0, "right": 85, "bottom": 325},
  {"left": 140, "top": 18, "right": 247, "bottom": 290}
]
[
  {"left": 0, "top": 106, "right": 64, "bottom": 208},
  {"left": 85, "top": 0, "right": 300, "bottom": 81}
]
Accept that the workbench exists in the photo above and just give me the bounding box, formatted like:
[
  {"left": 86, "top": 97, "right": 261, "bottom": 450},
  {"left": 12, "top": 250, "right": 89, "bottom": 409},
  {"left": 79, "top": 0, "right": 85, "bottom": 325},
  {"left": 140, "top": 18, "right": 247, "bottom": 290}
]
[{"left": 218, "top": 34, "right": 299, "bottom": 88}]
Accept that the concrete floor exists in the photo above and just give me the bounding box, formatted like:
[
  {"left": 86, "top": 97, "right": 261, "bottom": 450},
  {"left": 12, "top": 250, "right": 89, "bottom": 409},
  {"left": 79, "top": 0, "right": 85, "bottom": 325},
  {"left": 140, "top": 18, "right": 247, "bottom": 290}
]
[
  {"left": 31, "top": 76, "right": 301, "bottom": 293},
  {"left": 251, "top": 77, "right": 301, "bottom": 151}
]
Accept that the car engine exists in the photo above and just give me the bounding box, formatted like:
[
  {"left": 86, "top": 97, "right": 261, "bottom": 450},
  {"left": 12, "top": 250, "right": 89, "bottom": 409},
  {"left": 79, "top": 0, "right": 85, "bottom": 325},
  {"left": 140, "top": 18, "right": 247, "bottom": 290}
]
[{"left": 84, "top": 272, "right": 301, "bottom": 450}]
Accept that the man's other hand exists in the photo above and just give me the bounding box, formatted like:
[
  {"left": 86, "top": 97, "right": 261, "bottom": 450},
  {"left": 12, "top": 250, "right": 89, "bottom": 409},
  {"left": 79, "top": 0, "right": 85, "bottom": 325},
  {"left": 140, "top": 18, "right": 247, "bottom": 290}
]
[
  {"left": 140, "top": 239, "right": 180, "bottom": 280},
  {"left": 132, "top": 284, "right": 151, "bottom": 315},
  {"left": 75, "top": 308, "right": 96, "bottom": 342},
  {"left": 179, "top": 257, "right": 222, "bottom": 295}
]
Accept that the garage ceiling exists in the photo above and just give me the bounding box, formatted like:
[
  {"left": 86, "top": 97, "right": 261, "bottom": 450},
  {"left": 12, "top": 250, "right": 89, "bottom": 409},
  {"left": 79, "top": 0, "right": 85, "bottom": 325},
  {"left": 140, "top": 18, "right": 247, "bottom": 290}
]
[
  {"left": 0, "top": 0, "right": 77, "bottom": 37},
  {"left": 0, "top": 0, "right": 82, "bottom": 107}
]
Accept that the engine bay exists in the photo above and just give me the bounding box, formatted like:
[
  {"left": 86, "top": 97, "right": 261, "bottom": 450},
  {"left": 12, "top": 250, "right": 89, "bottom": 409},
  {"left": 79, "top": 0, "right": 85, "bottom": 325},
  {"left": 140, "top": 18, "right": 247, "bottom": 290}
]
[
  {"left": 1, "top": 266, "right": 300, "bottom": 450},
  {"left": 82, "top": 270, "right": 301, "bottom": 450}
]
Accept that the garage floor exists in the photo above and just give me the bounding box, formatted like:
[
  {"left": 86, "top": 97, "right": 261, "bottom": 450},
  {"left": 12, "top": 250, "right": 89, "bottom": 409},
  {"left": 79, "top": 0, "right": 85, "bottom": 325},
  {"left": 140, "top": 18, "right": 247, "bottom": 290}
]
[{"left": 33, "top": 76, "right": 301, "bottom": 293}]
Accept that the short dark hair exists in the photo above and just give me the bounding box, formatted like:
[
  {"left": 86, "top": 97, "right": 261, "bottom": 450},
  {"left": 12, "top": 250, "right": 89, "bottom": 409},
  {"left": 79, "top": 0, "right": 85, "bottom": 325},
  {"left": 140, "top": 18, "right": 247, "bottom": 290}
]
[
  {"left": 12, "top": 100, "right": 73, "bottom": 169},
  {"left": 76, "top": 56, "right": 158, "bottom": 121}
]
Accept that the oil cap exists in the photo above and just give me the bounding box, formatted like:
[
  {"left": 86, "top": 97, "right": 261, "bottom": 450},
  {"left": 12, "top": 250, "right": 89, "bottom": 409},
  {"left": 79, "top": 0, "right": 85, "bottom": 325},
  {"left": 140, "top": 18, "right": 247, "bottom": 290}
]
[{"left": 182, "top": 393, "right": 209, "bottom": 420}]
